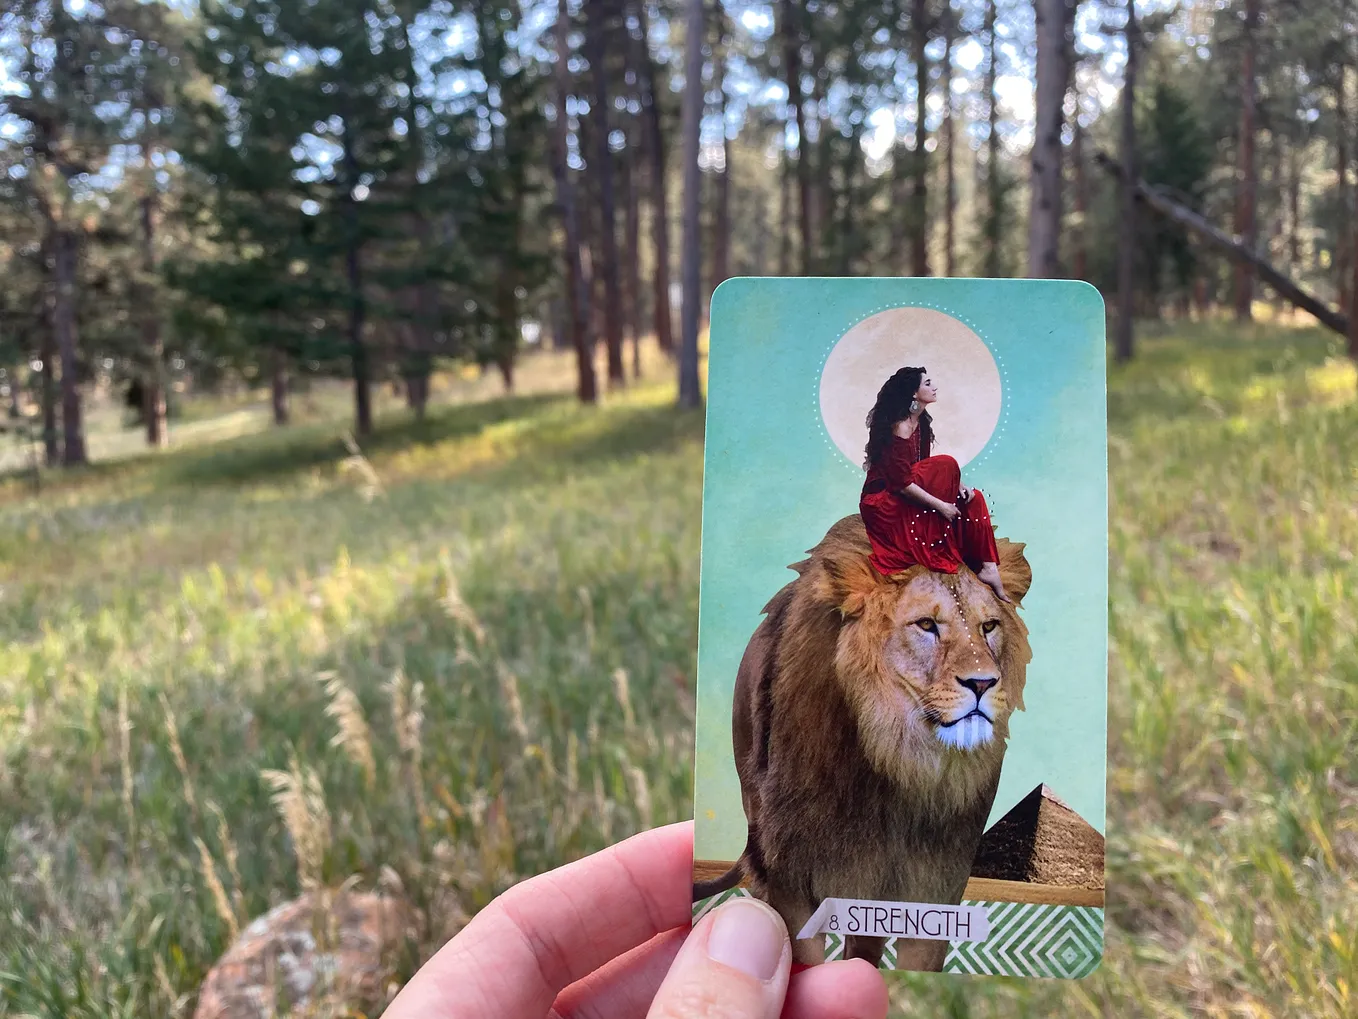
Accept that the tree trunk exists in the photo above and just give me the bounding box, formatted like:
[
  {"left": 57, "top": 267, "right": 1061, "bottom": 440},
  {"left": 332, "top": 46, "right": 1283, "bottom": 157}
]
[
  {"left": 942, "top": 7, "right": 956, "bottom": 277},
  {"left": 1072, "top": 102, "right": 1090, "bottom": 279},
  {"left": 1287, "top": 139, "right": 1301, "bottom": 272},
  {"left": 1028, "top": 0, "right": 1072, "bottom": 278},
  {"left": 53, "top": 227, "right": 85, "bottom": 465},
  {"left": 403, "top": 227, "right": 435, "bottom": 417},
  {"left": 714, "top": 14, "right": 731, "bottom": 292},
  {"left": 1114, "top": 0, "right": 1139, "bottom": 363},
  {"left": 840, "top": 128, "right": 860, "bottom": 275},
  {"left": 1268, "top": 140, "right": 1284, "bottom": 289},
  {"left": 678, "top": 0, "right": 704, "bottom": 408},
  {"left": 404, "top": 349, "right": 432, "bottom": 418},
  {"left": 779, "top": 141, "right": 791, "bottom": 274},
  {"left": 347, "top": 238, "right": 372, "bottom": 437},
  {"left": 1351, "top": 69, "right": 1358, "bottom": 358},
  {"left": 139, "top": 193, "right": 169, "bottom": 448},
  {"left": 339, "top": 112, "right": 373, "bottom": 437},
  {"left": 583, "top": 199, "right": 604, "bottom": 354},
  {"left": 587, "top": 0, "right": 626, "bottom": 387},
  {"left": 1194, "top": 275, "right": 1209, "bottom": 318},
  {"left": 270, "top": 348, "right": 290, "bottom": 426},
  {"left": 890, "top": 144, "right": 908, "bottom": 273},
  {"left": 623, "top": 138, "right": 643, "bottom": 379},
  {"left": 1232, "top": 0, "right": 1259, "bottom": 321},
  {"left": 1350, "top": 215, "right": 1358, "bottom": 359},
  {"left": 782, "top": 0, "right": 813, "bottom": 274},
  {"left": 632, "top": 1, "right": 674, "bottom": 356},
  {"left": 554, "top": 0, "right": 598, "bottom": 403},
  {"left": 984, "top": 0, "right": 1002, "bottom": 277},
  {"left": 1338, "top": 65, "right": 1350, "bottom": 314},
  {"left": 1096, "top": 150, "right": 1353, "bottom": 339},
  {"left": 494, "top": 207, "right": 523, "bottom": 392},
  {"left": 911, "top": 0, "right": 931, "bottom": 277},
  {"left": 550, "top": 296, "right": 567, "bottom": 350},
  {"left": 398, "top": 11, "right": 436, "bottom": 419},
  {"left": 754, "top": 190, "right": 768, "bottom": 274},
  {"left": 40, "top": 304, "right": 59, "bottom": 466},
  {"left": 810, "top": 48, "right": 830, "bottom": 268},
  {"left": 43, "top": 6, "right": 85, "bottom": 466}
]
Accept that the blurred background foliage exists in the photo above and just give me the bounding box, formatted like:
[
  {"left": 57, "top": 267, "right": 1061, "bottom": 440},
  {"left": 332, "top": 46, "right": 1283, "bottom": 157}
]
[{"left": 2, "top": 0, "right": 1357, "bottom": 1016}]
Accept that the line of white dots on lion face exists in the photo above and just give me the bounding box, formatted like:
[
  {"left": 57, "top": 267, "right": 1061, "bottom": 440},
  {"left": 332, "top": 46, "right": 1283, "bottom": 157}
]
[{"left": 882, "top": 571, "right": 1006, "bottom": 753}]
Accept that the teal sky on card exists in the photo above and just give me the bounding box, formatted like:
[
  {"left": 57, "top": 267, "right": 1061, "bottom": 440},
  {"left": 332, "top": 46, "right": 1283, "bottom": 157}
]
[{"left": 694, "top": 277, "right": 1109, "bottom": 862}]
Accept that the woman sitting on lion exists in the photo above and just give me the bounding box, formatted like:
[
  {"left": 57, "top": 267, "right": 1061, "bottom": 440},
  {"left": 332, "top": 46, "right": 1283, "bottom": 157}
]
[{"left": 860, "top": 365, "right": 1011, "bottom": 604}]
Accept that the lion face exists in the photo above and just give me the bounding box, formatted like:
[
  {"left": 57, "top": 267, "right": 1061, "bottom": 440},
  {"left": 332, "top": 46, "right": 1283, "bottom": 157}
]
[
  {"left": 881, "top": 570, "right": 1013, "bottom": 752},
  {"left": 802, "top": 516, "right": 1031, "bottom": 798}
]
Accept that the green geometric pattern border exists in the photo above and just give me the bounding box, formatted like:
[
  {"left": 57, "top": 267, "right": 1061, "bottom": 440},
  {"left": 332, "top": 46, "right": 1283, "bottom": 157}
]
[
  {"left": 693, "top": 891, "right": 1103, "bottom": 979},
  {"left": 944, "top": 901, "right": 1104, "bottom": 979}
]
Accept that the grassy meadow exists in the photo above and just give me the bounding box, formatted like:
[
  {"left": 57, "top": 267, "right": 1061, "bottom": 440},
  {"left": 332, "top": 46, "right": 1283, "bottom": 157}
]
[{"left": 1, "top": 323, "right": 1355, "bottom": 1017}]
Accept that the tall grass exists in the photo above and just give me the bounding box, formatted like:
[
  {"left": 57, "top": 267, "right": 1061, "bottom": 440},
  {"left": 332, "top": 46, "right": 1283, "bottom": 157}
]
[
  {"left": 1, "top": 324, "right": 1354, "bottom": 1017},
  {"left": 0, "top": 366, "right": 701, "bottom": 1016}
]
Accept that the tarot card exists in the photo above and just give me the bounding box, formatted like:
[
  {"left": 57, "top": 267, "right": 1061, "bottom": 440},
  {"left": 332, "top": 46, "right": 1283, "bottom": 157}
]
[{"left": 692, "top": 278, "right": 1108, "bottom": 978}]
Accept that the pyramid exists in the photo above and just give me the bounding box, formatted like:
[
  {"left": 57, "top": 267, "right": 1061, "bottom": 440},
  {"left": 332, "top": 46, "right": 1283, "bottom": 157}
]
[{"left": 969, "top": 784, "right": 1104, "bottom": 888}]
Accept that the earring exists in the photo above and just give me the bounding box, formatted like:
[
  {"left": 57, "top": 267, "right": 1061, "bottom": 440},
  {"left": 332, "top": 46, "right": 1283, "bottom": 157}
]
[{"left": 909, "top": 398, "right": 920, "bottom": 415}]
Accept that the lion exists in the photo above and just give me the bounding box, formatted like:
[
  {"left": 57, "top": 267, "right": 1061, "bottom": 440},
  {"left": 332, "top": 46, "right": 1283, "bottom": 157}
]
[{"left": 694, "top": 513, "right": 1033, "bottom": 971}]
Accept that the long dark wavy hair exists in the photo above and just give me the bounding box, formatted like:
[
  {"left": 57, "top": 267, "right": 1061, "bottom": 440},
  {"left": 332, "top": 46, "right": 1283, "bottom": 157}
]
[{"left": 864, "top": 366, "right": 932, "bottom": 469}]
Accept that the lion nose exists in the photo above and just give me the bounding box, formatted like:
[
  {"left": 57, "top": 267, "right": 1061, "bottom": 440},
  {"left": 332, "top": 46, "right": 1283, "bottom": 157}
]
[{"left": 958, "top": 676, "right": 997, "bottom": 700}]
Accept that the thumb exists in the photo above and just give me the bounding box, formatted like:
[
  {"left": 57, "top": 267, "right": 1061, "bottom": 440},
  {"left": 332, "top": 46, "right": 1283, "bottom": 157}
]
[{"left": 646, "top": 897, "right": 791, "bottom": 1019}]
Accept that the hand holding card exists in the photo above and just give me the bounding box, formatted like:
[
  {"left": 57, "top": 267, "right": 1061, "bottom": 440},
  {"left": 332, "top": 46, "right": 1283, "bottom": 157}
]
[
  {"left": 692, "top": 280, "right": 1108, "bottom": 979},
  {"left": 382, "top": 822, "right": 888, "bottom": 1019}
]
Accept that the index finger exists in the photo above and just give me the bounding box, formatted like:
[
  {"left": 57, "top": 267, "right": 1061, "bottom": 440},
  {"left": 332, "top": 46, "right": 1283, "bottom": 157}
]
[{"left": 385, "top": 821, "right": 695, "bottom": 1019}]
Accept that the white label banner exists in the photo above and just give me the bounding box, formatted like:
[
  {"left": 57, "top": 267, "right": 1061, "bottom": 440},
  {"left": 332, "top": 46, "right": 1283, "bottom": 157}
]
[{"left": 796, "top": 898, "right": 991, "bottom": 942}]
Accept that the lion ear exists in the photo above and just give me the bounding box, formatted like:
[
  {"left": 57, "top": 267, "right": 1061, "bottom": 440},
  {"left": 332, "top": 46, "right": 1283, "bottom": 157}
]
[
  {"left": 806, "top": 514, "right": 884, "bottom": 618},
  {"left": 996, "top": 539, "right": 1032, "bottom": 606},
  {"left": 810, "top": 552, "right": 881, "bottom": 618}
]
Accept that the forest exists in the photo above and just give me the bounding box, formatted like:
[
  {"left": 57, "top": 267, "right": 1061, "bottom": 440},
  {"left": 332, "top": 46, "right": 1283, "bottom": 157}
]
[{"left": 3, "top": 0, "right": 1357, "bottom": 465}]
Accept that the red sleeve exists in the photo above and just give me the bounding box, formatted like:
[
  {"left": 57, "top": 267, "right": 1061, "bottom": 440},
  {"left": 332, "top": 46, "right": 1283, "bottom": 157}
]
[{"left": 882, "top": 436, "right": 917, "bottom": 491}]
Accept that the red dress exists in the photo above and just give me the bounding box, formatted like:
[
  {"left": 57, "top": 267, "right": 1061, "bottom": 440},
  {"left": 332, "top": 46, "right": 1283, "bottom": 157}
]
[{"left": 859, "top": 429, "right": 1000, "bottom": 577}]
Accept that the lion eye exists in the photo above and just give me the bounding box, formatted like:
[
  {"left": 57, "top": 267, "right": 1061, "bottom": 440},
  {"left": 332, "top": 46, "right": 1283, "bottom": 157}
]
[
  {"left": 914, "top": 618, "right": 939, "bottom": 635},
  {"left": 981, "top": 620, "right": 999, "bottom": 634}
]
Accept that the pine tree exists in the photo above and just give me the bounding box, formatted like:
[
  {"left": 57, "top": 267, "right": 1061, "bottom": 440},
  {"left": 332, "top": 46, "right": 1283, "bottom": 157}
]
[
  {"left": 551, "top": 0, "right": 598, "bottom": 403},
  {"left": 678, "top": 0, "right": 705, "bottom": 408},
  {"left": 1115, "top": 0, "right": 1140, "bottom": 361},
  {"left": 176, "top": 3, "right": 333, "bottom": 427},
  {"left": 781, "top": 0, "right": 813, "bottom": 274},
  {"left": 630, "top": 0, "right": 675, "bottom": 356},
  {"left": 1232, "top": 0, "right": 1260, "bottom": 321},
  {"left": 585, "top": 0, "right": 626, "bottom": 387},
  {"left": 1029, "top": 0, "right": 1076, "bottom": 278},
  {"left": 910, "top": 0, "right": 932, "bottom": 277},
  {"left": 3, "top": 1, "right": 140, "bottom": 464},
  {"left": 108, "top": 0, "right": 192, "bottom": 448}
]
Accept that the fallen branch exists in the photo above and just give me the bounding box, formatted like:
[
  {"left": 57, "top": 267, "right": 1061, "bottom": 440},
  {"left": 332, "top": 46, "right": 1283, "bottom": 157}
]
[{"left": 1094, "top": 150, "right": 1350, "bottom": 338}]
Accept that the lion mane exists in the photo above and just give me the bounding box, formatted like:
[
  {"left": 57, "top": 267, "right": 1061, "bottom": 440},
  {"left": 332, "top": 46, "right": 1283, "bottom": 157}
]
[{"left": 697, "top": 513, "right": 1033, "bottom": 971}]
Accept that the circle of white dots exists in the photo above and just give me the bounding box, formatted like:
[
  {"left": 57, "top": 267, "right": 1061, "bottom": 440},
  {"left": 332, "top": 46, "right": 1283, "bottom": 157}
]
[{"left": 813, "top": 299, "right": 1010, "bottom": 519}]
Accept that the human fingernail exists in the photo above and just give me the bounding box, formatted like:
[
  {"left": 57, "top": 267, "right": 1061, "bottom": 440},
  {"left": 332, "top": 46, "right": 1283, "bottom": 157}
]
[{"left": 705, "top": 899, "right": 787, "bottom": 982}]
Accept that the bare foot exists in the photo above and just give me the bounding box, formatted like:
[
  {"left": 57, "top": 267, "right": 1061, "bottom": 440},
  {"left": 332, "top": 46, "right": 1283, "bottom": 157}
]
[{"left": 977, "top": 562, "right": 1012, "bottom": 604}]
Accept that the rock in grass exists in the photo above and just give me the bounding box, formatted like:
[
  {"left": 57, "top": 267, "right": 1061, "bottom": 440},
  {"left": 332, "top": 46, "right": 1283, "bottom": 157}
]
[{"left": 193, "top": 890, "right": 408, "bottom": 1019}]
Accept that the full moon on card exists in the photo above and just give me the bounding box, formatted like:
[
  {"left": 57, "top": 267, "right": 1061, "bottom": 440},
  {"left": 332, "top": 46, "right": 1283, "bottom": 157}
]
[{"left": 818, "top": 307, "right": 1002, "bottom": 470}]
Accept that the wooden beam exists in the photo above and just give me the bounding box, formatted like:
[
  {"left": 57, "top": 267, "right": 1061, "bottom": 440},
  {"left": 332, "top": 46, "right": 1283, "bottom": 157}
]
[
  {"left": 963, "top": 877, "right": 1104, "bottom": 907},
  {"left": 693, "top": 859, "right": 742, "bottom": 885}
]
